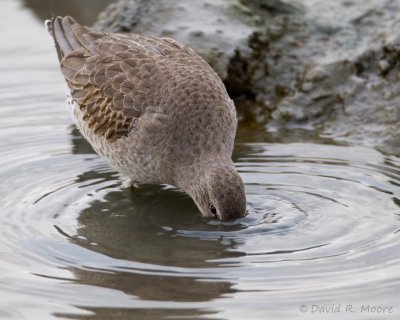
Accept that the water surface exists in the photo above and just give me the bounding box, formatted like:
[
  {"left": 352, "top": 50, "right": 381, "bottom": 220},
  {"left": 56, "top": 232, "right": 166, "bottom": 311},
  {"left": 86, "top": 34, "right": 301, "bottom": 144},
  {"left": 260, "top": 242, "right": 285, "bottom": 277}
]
[{"left": 0, "top": 1, "right": 399, "bottom": 319}]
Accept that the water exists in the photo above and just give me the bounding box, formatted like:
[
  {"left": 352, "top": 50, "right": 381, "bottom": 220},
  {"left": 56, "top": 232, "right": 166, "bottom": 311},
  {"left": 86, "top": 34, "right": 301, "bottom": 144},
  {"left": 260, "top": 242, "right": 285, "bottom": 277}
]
[{"left": 1, "top": 1, "right": 400, "bottom": 319}]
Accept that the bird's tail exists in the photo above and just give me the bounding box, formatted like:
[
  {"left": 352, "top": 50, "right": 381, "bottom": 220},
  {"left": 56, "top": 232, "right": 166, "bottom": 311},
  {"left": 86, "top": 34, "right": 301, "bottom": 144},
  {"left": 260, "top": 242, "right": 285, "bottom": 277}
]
[{"left": 45, "top": 16, "right": 97, "bottom": 61}]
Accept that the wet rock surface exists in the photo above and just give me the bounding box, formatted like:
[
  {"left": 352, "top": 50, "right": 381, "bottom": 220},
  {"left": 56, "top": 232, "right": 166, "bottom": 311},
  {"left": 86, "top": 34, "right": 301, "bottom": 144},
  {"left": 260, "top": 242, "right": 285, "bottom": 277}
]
[{"left": 95, "top": 0, "right": 400, "bottom": 154}]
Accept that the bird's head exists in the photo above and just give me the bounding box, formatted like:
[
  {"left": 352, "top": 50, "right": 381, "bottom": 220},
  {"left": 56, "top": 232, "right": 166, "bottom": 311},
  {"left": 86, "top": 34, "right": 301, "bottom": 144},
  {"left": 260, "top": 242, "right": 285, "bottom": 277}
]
[{"left": 188, "top": 164, "right": 247, "bottom": 220}]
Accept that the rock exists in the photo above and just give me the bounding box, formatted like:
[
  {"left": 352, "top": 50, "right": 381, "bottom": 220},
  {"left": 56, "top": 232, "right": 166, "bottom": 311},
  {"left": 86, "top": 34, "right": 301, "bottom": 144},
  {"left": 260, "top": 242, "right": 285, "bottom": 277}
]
[
  {"left": 267, "top": 0, "right": 400, "bottom": 155},
  {"left": 94, "top": 0, "right": 262, "bottom": 79},
  {"left": 95, "top": 0, "right": 400, "bottom": 155}
]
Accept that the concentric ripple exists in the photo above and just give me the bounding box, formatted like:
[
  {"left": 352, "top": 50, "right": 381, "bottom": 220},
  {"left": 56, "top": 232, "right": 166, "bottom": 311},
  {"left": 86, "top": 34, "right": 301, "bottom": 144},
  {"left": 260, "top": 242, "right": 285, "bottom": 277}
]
[
  {"left": 1, "top": 1, "right": 400, "bottom": 319},
  {"left": 1, "top": 133, "right": 400, "bottom": 319}
]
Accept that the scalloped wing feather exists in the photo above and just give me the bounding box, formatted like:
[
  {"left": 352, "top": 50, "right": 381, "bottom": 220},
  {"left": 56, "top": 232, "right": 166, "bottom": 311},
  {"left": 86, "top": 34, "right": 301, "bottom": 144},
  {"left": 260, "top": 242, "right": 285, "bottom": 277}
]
[{"left": 51, "top": 17, "right": 202, "bottom": 142}]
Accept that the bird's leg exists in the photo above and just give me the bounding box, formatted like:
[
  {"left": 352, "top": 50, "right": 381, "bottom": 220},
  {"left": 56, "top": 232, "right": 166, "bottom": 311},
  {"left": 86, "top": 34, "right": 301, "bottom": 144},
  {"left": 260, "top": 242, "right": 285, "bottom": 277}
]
[
  {"left": 130, "top": 183, "right": 139, "bottom": 192},
  {"left": 122, "top": 177, "right": 139, "bottom": 190}
]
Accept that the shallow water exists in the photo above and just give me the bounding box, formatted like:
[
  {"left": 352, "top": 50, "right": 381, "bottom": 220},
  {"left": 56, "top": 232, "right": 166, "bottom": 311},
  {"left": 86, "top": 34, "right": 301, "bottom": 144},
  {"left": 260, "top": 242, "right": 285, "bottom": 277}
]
[{"left": 1, "top": 1, "right": 400, "bottom": 319}]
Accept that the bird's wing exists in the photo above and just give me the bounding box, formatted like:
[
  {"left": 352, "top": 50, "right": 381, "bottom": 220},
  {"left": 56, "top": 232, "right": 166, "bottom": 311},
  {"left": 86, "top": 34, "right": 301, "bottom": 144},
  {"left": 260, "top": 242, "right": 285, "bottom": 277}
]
[{"left": 48, "top": 16, "right": 181, "bottom": 141}]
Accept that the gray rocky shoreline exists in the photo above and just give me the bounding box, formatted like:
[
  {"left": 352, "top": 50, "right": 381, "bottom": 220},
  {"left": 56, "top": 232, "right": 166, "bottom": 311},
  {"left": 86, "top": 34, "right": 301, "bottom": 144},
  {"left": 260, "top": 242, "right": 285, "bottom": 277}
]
[{"left": 95, "top": 0, "right": 399, "bottom": 155}]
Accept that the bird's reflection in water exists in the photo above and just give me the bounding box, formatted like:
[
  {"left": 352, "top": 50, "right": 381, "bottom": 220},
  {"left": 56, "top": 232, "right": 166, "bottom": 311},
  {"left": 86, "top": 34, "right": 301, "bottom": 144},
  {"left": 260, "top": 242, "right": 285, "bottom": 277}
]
[
  {"left": 58, "top": 150, "right": 244, "bottom": 317},
  {"left": 73, "top": 183, "right": 244, "bottom": 268},
  {"left": 65, "top": 183, "right": 240, "bottom": 315}
]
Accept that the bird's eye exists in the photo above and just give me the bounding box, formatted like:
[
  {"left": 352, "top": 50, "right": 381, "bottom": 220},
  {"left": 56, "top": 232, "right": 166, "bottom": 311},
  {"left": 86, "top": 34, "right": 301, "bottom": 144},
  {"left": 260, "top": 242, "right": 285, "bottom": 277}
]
[{"left": 210, "top": 205, "right": 217, "bottom": 218}]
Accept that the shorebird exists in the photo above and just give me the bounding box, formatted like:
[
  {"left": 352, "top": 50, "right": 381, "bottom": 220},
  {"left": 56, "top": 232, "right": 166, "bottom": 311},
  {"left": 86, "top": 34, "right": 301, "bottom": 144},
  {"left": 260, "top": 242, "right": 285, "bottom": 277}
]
[{"left": 46, "top": 16, "right": 246, "bottom": 220}]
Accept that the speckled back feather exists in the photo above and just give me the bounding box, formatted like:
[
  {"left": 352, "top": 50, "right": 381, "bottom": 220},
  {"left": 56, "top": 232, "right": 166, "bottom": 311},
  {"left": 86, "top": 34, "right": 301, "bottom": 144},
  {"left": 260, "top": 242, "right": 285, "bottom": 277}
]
[{"left": 48, "top": 16, "right": 225, "bottom": 141}]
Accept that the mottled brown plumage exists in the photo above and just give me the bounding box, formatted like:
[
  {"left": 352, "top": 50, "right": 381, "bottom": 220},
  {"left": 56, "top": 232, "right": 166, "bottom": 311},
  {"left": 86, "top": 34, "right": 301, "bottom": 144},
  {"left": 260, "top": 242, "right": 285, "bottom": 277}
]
[{"left": 47, "top": 16, "right": 246, "bottom": 220}]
